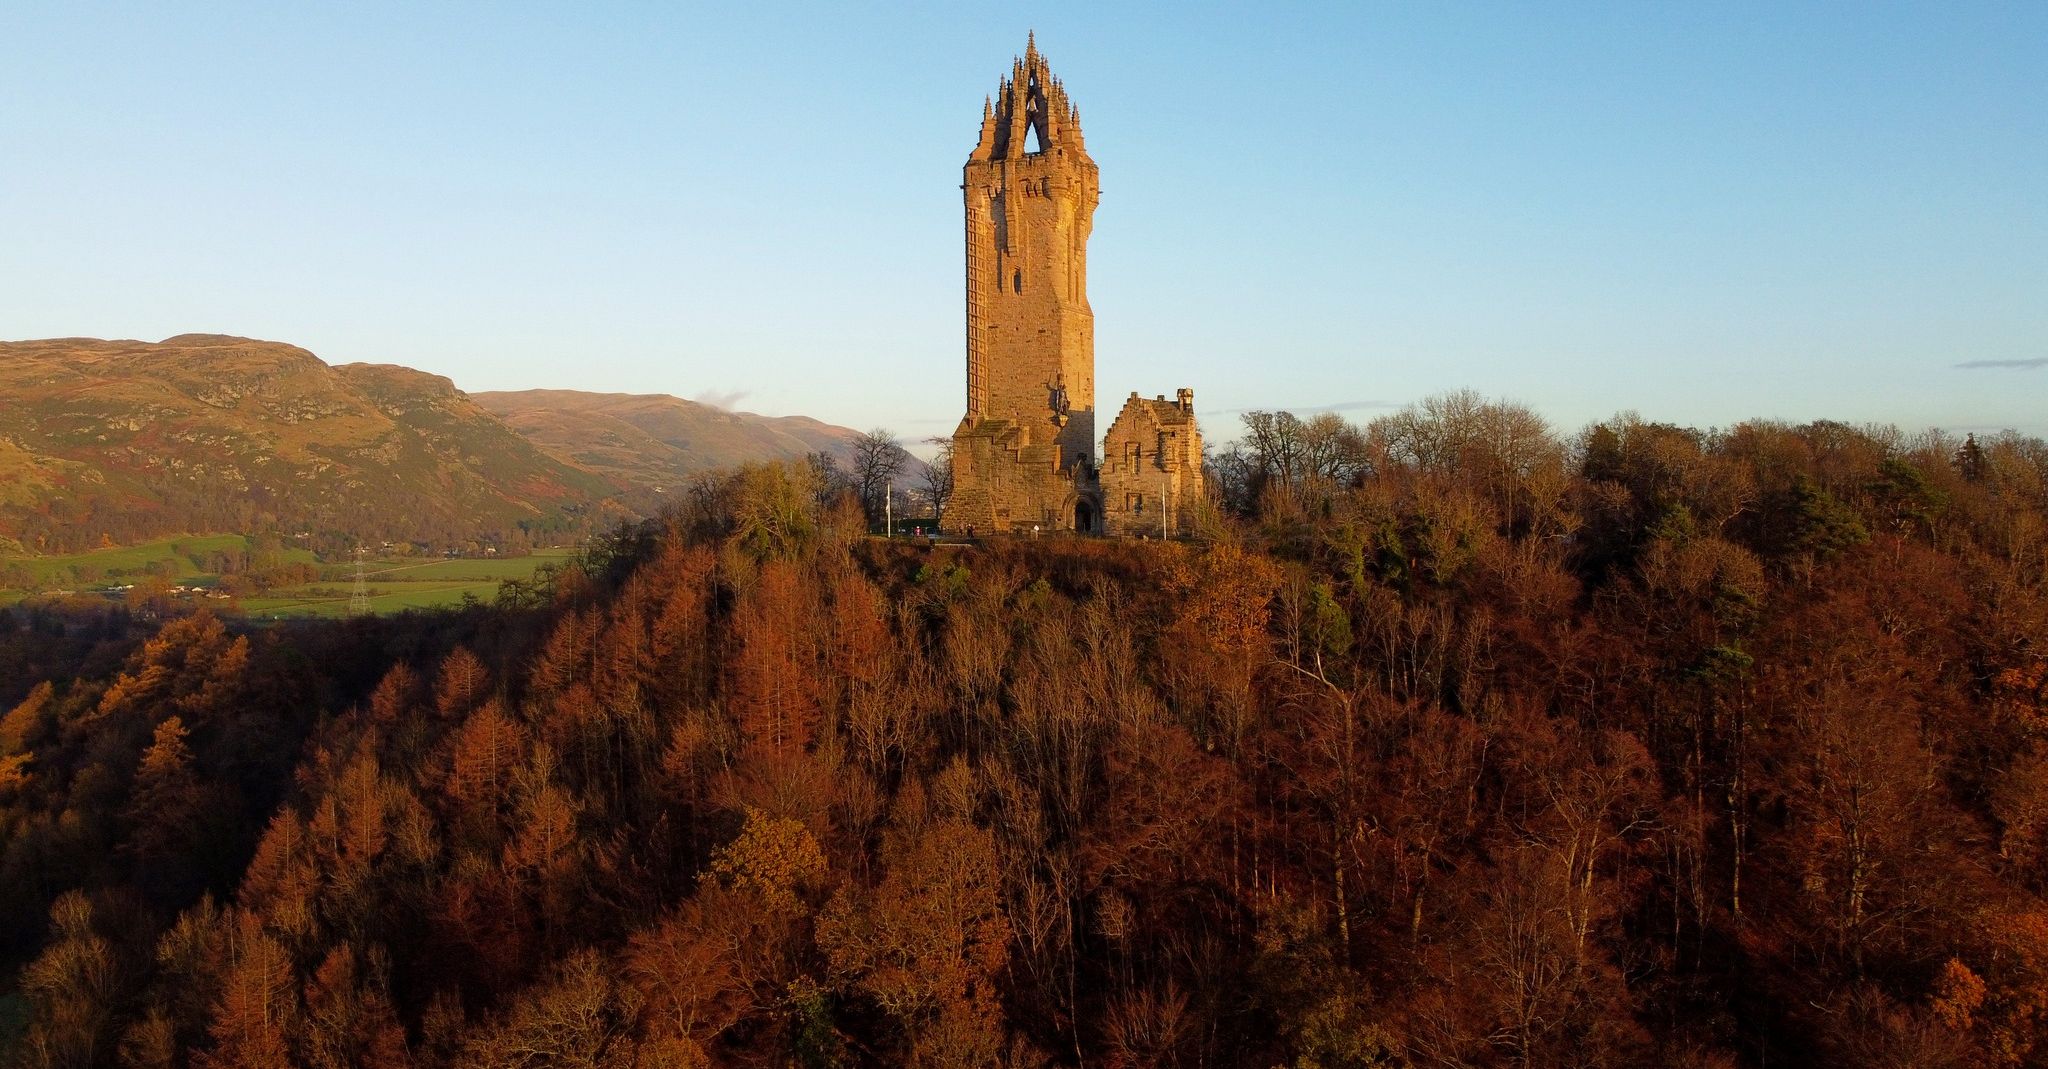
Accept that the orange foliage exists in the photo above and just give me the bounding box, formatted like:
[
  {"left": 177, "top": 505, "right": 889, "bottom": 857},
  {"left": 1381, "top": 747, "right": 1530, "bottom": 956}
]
[
  {"left": 726, "top": 561, "right": 824, "bottom": 756},
  {"left": 444, "top": 699, "right": 527, "bottom": 819},
  {"left": 433, "top": 646, "right": 489, "bottom": 722}
]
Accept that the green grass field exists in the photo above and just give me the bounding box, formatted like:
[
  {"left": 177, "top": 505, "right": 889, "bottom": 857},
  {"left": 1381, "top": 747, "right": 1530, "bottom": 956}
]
[
  {"left": 238, "top": 549, "right": 575, "bottom": 618},
  {"left": 1, "top": 544, "right": 577, "bottom": 618},
  {"left": 361, "top": 556, "right": 562, "bottom": 582},
  {"left": 240, "top": 581, "right": 500, "bottom": 618},
  {"left": 0, "top": 534, "right": 300, "bottom": 586}
]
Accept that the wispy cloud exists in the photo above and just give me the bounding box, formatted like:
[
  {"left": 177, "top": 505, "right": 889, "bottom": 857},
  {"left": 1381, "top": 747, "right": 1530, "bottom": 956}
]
[
  {"left": 1204, "top": 399, "right": 1402, "bottom": 417},
  {"left": 693, "top": 388, "right": 751, "bottom": 410},
  {"left": 1308, "top": 399, "right": 1404, "bottom": 413},
  {"left": 1955, "top": 358, "right": 2048, "bottom": 370}
]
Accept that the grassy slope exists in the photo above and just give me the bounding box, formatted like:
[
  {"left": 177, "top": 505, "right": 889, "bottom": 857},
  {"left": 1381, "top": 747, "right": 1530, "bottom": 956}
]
[{"left": 0, "top": 535, "right": 315, "bottom": 585}]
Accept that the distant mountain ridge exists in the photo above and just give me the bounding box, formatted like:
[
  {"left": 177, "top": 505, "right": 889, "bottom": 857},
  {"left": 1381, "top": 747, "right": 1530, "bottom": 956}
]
[
  {"left": 472, "top": 389, "right": 862, "bottom": 505},
  {"left": 0, "top": 335, "right": 866, "bottom": 555}
]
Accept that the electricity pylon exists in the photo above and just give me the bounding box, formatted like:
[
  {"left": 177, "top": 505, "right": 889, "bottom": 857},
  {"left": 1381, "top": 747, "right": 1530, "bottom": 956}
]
[{"left": 347, "top": 547, "right": 371, "bottom": 618}]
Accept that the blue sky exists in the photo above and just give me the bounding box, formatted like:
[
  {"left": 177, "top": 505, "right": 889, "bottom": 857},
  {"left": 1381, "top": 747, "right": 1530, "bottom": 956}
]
[{"left": 3, "top": 3, "right": 2043, "bottom": 441}]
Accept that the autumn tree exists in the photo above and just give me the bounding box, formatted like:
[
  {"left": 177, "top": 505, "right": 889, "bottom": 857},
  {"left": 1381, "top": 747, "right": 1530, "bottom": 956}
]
[
  {"left": 624, "top": 807, "right": 828, "bottom": 1058},
  {"left": 123, "top": 716, "right": 220, "bottom": 903},
  {"left": 196, "top": 910, "right": 299, "bottom": 1069},
  {"left": 819, "top": 818, "right": 1011, "bottom": 1067},
  {"left": 17, "top": 892, "right": 121, "bottom": 1069},
  {"left": 456, "top": 949, "right": 638, "bottom": 1069}
]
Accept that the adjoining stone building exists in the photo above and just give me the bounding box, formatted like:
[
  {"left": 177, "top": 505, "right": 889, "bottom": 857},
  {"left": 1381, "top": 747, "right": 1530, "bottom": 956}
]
[
  {"left": 1100, "top": 389, "right": 1205, "bottom": 537},
  {"left": 940, "top": 34, "right": 1205, "bottom": 537}
]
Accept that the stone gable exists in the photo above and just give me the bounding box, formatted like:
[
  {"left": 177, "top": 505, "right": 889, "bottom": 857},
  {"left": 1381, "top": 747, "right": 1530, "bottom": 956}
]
[{"left": 1101, "top": 390, "right": 1204, "bottom": 537}]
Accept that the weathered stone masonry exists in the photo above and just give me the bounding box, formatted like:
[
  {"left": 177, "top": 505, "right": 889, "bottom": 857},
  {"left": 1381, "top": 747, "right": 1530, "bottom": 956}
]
[
  {"left": 1100, "top": 389, "right": 1205, "bottom": 537},
  {"left": 941, "top": 35, "right": 1203, "bottom": 537}
]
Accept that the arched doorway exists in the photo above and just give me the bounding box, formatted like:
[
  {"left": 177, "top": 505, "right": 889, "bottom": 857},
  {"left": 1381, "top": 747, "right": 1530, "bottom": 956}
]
[{"left": 1073, "top": 499, "right": 1095, "bottom": 534}]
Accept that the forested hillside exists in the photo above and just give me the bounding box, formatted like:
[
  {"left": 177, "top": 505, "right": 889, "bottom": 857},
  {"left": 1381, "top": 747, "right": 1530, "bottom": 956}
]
[{"left": 3, "top": 397, "right": 2046, "bottom": 1068}]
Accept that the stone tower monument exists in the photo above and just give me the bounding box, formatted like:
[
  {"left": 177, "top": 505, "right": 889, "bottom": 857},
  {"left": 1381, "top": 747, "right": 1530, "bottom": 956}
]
[{"left": 942, "top": 33, "right": 1104, "bottom": 534}]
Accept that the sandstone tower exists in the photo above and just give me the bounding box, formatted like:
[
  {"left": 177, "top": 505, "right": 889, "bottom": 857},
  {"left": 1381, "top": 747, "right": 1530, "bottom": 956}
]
[
  {"left": 941, "top": 35, "right": 1205, "bottom": 538},
  {"left": 942, "top": 34, "right": 1104, "bottom": 534}
]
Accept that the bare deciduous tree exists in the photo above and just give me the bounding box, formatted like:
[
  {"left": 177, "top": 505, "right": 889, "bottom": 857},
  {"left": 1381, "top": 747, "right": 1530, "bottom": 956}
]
[
  {"left": 849, "top": 429, "right": 911, "bottom": 529},
  {"left": 921, "top": 437, "right": 954, "bottom": 519}
]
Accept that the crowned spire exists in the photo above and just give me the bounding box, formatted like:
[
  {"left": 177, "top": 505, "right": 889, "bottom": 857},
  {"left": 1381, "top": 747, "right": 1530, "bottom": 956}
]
[{"left": 974, "top": 32, "right": 1088, "bottom": 160}]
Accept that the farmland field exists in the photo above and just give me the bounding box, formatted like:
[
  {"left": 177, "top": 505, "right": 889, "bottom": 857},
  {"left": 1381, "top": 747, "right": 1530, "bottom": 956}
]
[
  {"left": 358, "top": 556, "right": 564, "bottom": 582},
  {"left": 0, "top": 542, "right": 577, "bottom": 618},
  {"left": 237, "top": 549, "right": 575, "bottom": 618},
  {"left": 0, "top": 534, "right": 314, "bottom": 587}
]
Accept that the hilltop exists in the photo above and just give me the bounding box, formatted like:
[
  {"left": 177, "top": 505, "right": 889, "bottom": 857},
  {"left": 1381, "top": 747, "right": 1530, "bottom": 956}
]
[
  {"left": 0, "top": 336, "right": 869, "bottom": 556},
  {"left": 0, "top": 335, "right": 613, "bottom": 554}
]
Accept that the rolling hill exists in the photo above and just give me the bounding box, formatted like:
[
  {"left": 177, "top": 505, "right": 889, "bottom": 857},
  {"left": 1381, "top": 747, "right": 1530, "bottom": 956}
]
[
  {"left": 0, "top": 335, "right": 618, "bottom": 554},
  {"left": 0, "top": 336, "right": 869, "bottom": 556},
  {"left": 472, "top": 389, "right": 863, "bottom": 504}
]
